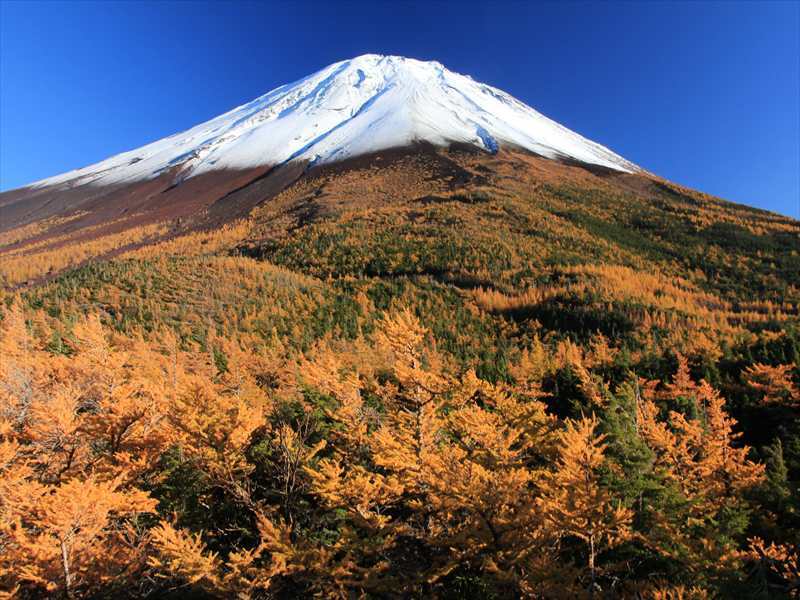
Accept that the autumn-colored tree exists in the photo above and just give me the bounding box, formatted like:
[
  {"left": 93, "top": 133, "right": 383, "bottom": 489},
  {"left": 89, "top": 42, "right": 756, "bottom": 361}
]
[
  {"left": 301, "top": 309, "right": 445, "bottom": 594},
  {"left": 148, "top": 514, "right": 297, "bottom": 598},
  {"left": 740, "top": 537, "right": 800, "bottom": 597},
  {"left": 410, "top": 370, "right": 562, "bottom": 593},
  {"left": 743, "top": 363, "right": 800, "bottom": 406},
  {"left": 0, "top": 304, "right": 164, "bottom": 598},
  {"left": 637, "top": 364, "right": 765, "bottom": 576},
  {"left": 539, "top": 415, "right": 633, "bottom": 596},
  {"left": 145, "top": 333, "right": 343, "bottom": 598},
  {"left": 305, "top": 310, "right": 570, "bottom": 595},
  {"left": 2, "top": 476, "right": 155, "bottom": 598}
]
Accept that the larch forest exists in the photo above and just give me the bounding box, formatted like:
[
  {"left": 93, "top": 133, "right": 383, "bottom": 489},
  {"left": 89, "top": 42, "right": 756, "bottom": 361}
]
[{"left": 1, "top": 145, "right": 799, "bottom": 599}]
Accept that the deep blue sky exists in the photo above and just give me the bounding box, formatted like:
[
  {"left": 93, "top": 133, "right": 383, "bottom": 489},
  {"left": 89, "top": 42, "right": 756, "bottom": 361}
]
[{"left": 1, "top": 1, "right": 798, "bottom": 217}]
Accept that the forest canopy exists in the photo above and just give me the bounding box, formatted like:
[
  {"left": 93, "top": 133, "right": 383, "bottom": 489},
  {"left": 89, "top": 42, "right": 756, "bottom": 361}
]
[{"left": 1, "top": 149, "right": 799, "bottom": 598}]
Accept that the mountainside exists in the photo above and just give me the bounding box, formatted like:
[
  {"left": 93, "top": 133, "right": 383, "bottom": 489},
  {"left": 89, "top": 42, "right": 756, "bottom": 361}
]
[
  {"left": 0, "top": 55, "right": 640, "bottom": 240},
  {"left": 2, "top": 56, "right": 800, "bottom": 599}
]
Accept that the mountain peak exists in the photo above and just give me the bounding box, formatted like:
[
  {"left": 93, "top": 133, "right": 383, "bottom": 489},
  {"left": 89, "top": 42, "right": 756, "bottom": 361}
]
[{"left": 30, "top": 55, "right": 637, "bottom": 190}]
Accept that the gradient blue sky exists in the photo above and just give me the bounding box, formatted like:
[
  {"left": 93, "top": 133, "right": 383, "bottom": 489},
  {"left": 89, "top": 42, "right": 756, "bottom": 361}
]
[{"left": 1, "top": 1, "right": 798, "bottom": 216}]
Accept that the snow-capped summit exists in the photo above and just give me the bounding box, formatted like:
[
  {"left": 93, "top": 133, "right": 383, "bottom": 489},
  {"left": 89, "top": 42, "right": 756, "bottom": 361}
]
[{"left": 31, "top": 54, "right": 637, "bottom": 189}]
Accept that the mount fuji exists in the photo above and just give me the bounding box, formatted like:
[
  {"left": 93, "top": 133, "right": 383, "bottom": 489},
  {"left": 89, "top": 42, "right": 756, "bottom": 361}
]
[
  {"left": 1, "top": 54, "right": 646, "bottom": 247},
  {"left": 24, "top": 54, "right": 637, "bottom": 192}
]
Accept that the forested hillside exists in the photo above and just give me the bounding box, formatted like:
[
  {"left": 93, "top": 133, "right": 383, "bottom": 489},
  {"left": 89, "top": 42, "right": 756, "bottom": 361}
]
[{"left": 1, "top": 148, "right": 799, "bottom": 598}]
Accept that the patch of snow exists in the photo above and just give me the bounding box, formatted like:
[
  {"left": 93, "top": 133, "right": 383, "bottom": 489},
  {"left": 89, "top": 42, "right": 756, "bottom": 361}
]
[{"left": 29, "top": 54, "right": 638, "bottom": 190}]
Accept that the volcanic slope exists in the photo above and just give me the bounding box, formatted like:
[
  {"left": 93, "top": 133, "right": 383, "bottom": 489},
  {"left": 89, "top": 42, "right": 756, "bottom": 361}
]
[{"left": 0, "top": 54, "right": 639, "bottom": 258}]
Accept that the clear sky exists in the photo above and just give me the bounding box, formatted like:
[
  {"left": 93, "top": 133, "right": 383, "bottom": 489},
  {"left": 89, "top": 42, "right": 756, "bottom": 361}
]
[{"left": 1, "top": 1, "right": 798, "bottom": 217}]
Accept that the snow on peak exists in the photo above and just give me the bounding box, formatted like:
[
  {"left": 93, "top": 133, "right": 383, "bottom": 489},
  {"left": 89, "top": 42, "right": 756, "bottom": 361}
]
[{"left": 32, "top": 54, "right": 638, "bottom": 189}]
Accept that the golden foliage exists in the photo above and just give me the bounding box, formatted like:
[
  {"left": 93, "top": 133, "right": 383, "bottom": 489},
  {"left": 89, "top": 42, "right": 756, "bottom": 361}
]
[
  {"left": 121, "top": 219, "right": 252, "bottom": 259},
  {"left": 744, "top": 363, "right": 800, "bottom": 405},
  {"left": 0, "top": 298, "right": 784, "bottom": 598},
  {"left": 0, "top": 221, "right": 169, "bottom": 285},
  {"left": 0, "top": 303, "right": 174, "bottom": 597},
  {"left": 0, "top": 146, "right": 797, "bottom": 598},
  {"left": 742, "top": 537, "right": 800, "bottom": 597},
  {"left": 539, "top": 416, "right": 633, "bottom": 589},
  {"left": 636, "top": 362, "right": 765, "bottom": 570}
]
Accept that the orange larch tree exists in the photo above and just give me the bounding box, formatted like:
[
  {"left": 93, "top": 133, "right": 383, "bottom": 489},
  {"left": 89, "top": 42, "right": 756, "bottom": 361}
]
[
  {"left": 743, "top": 363, "right": 800, "bottom": 406},
  {"left": 636, "top": 364, "right": 765, "bottom": 576},
  {"left": 0, "top": 304, "right": 164, "bottom": 598},
  {"left": 538, "top": 415, "right": 633, "bottom": 596}
]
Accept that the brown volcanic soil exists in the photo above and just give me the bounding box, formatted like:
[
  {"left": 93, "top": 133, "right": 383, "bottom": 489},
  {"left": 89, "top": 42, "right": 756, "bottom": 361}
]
[{"left": 1, "top": 165, "right": 270, "bottom": 234}]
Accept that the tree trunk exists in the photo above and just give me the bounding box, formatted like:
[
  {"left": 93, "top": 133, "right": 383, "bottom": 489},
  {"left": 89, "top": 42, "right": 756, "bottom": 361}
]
[
  {"left": 588, "top": 533, "right": 596, "bottom": 599},
  {"left": 60, "top": 538, "right": 74, "bottom": 600}
]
